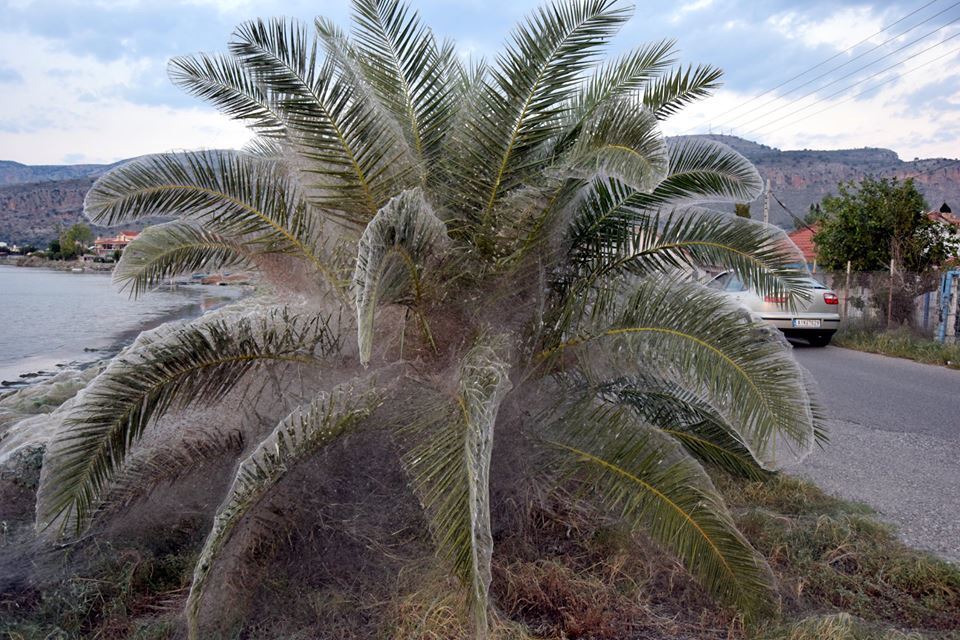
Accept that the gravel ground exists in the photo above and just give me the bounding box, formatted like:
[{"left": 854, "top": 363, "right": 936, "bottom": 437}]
[
  {"left": 786, "top": 417, "right": 960, "bottom": 563},
  {"left": 788, "top": 345, "right": 960, "bottom": 564}
]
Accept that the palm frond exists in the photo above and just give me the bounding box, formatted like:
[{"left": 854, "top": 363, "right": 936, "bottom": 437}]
[
  {"left": 230, "top": 17, "right": 411, "bottom": 221},
  {"left": 544, "top": 398, "right": 775, "bottom": 615},
  {"left": 354, "top": 188, "right": 448, "bottom": 365},
  {"left": 242, "top": 136, "right": 285, "bottom": 159},
  {"left": 566, "top": 191, "right": 810, "bottom": 304},
  {"left": 83, "top": 150, "right": 332, "bottom": 279},
  {"left": 403, "top": 340, "right": 512, "bottom": 638},
  {"left": 186, "top": 384, "right": 382, "bottom": 640},
  {"left": 451, "top": 0, "right": 631, "bottom": 225},
  {"left": 591, "top": 373, "right": 768, "bottom": 479},
  {"left": 546, "top": 276, "right": 817, "bottom": 467},
  {"left": 642, "top": 63, "right": 723, "bottom": 120},
  {"left": 37, "top": 306, "right": 339, "bottom": 535},
  {"left": 94, "top": 429, "right": 246, "bottom": 517},
  {"left": 344, "top": 0, "right": 457, "bottom": 174},
  {"left": 632, "top": 137, "right": 764, "bottom": 208},
  {"left": 564, "top": 98, "right": 667, "bottom": 192},
  {"left": 573, "top": 39, "right": 677, "bottom": 120},
  {"left": 113, "top": 221, "right": 253, "bottom": 298},
  {"left": 548, "top": 39, "right": 675, "bottom": 159},
  {"left": 168, "top": 52, "right": 286, "bottom": 139}
]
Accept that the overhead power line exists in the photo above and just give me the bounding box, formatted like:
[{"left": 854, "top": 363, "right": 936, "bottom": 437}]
[
  {"left": 770, "top": 190, "right": 817, "bottom": 232},
  {"left": 730, "top": 14, "right": 960, "bottom": 135},
  {"left": 741, "top": 39, "right": 960, "bottom": 138},
  {"left": 681, "top": 0, "right": 949, "bottom": 133},
  {"left": 709, "top": 1, "right": 960, "bottom": 133},
  {"left": 905, "top": 158, "right": 960, "bottom": 178}
]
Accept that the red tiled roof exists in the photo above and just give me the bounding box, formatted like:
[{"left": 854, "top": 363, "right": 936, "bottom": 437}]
[
  {"left": 928, "top": 210, "right": 960, "bottom": 226},
  {"left": 787, "top": 224, "right": 820, "bottom": 262},
  {"left": 120, "top": 230, "right": 140, "bottom": 236}
]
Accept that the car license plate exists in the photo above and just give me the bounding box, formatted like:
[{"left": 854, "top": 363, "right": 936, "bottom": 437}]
[{"left": 792, "top": 319, "right": 821, "bottom": 328}]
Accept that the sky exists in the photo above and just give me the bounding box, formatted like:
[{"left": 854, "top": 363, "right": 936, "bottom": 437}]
[{"left": 1, "top": 0, "right": 959, "bottom": 165}]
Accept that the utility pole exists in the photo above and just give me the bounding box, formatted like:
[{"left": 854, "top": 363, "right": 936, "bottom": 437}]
[{"left": 763, "top": 179, "right": 771, "bottom": 225}]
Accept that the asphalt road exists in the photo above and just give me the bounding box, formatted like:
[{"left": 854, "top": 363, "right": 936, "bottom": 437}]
[{"left": 786, "top": 344, "right": 960, "bottom": 562}]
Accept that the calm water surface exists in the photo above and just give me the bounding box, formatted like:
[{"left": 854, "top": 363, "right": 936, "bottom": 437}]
[{"left": 0, "top": 265, "right": 244, "bottom": 383}]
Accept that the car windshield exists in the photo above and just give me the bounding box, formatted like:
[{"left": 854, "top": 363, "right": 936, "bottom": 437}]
[{"left": 801, "top": 277, "right": 828, "bottom": 290}]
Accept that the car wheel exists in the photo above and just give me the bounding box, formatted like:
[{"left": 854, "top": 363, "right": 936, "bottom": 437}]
[{"left": 807, "top": 333, "right": 832, "bottom": 347}]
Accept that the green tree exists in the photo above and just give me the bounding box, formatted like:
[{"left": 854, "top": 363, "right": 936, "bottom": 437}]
[
  {"left": 59, "top": 223, "right": 93, "bottom": 260},
  {"left": 814, "top": 177, "right": 954, "bottom": 271},
  {"left": 797, "top": 202, "right": 826, "bottom": 230},
  {"left": 38, "top": 1, "right": 822, "bottom": 637},
  {"left": 46, "top": 238, "right": 61, "bottom": 259},
  {"left": 734, "top": 202, "right": 750, "bottom": 218}
]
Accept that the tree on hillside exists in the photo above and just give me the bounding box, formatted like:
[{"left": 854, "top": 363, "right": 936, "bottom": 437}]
[
  {"left": 734, "top": 202, "right": 751, "bottom": 218},
  {"left": 59, "top": 223, "right": 93, "bottom": 260},
  {"left": 814, "top": 177, "right": 955, "bottom": 272},
  {"left": 38, "top": 1, "right": 822, "bottom": 637},
  {"left": 797, "top": 203, "right": 825, "bottom": 230}
]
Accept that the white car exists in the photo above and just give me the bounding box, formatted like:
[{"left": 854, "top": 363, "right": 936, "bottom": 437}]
[{"left": 706, "top": 271, "right": 841, "bottom": 346}]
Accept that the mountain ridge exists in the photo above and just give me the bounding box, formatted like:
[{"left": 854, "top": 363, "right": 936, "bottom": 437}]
[{"left": 2, "top": 137, "right": 958, "bottom": 244}]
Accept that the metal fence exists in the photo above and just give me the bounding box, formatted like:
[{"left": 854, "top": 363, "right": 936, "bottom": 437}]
[{"left": 813, "top": 267, "right": 960, "bottom": 341}]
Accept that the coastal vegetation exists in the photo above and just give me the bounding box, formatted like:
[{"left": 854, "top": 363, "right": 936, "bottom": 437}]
[{"left": 7, "top": 0, "right": 941, "bottom": 637}]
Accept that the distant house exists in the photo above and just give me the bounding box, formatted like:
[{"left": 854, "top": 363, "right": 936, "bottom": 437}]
[
  {"left": 927, "top": 202, "right": 960, "bottom": 261},
  {"left": 787, "top": 224, "right": 820, "bottom": 272},
  {"left": 927, "top": 202, "right": 960, "bottom": 229},
  {"left": 94, "top": 230, "right": 140, "bottom": 258}
]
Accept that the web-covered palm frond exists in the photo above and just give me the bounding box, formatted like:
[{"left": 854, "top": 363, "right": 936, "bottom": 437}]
[
  {"left": 642, "top": 63, "right": 723, "bottom": 119},
  {"left": 186, "top": 384, "right": 383, "bottom": 640},
  {"left": 452, "top": 0, "right": 631, "bottom": 226},
  {"left": 83, "top": 150, "right": 330, "bottom": 275},
  {"left": 94, "top": 429, "right": 247, "bottom": 518},
  {"left": 354, "top": 188, "right": 448, "bottom": 365},
  {"left": 547, "top": 276, "right": 816, "bottom": 467},
  {"left": 544, "top": 399, "right": 775, "bottom": 615},
  {"left": 567, "top": 194, "right": 809, "bottom": 303},
  {"left": 403, "top": 341, "right": 512, "bottom": 638},
  {"left": 590, "top": 373, "right": 768, "bottom": 480},
  {"left": 632, "top": 137, "right": 764, "bottom": 208},
  {"left": 565, "top": 99, "right": 668, "bottom": 192},
  {"left": 37, "top": 306, "right": 339, "bottom": 535},
  {"left": 230, "top": 17, "right": 411, "bottom": 221},
  {"left": 168, "top": 52, "right": 287, "bottom": 139},
  {"left": 113, "top": 220, "right": 254, "bottom": 298}
]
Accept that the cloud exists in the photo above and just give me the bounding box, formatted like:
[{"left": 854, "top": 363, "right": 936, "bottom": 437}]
[
  {"left": 670, "top": 0, "right": 715, "bottom": 23},
  {"left": 0, "top": 65, "right": 22, "bottom": 83},
  {"left": 1, "top": 0, "right": 959, "bottom": 163},
  {"left": 767, "top": 6, "right": 885, "bottom": 51}
]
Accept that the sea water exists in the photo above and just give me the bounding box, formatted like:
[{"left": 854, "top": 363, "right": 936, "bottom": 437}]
[{"left": 0, "top": 264, "right": 245, "bottom": 385}]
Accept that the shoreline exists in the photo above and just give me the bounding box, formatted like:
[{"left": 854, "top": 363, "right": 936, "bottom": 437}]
[
  {"left": 0, "top": 255, "right": 114, "bottom": 273},
  {"left": 0, "top": 283, "right": 251, "bottom": 391}
]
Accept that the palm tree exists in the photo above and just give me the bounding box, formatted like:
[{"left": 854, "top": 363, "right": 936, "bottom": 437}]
[{"left": 36, "top": 0, "right": 823, "bottom": 637}]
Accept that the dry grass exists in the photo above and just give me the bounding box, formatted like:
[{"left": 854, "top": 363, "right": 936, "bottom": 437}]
[
  {"left": 717, "top": 474, "right": 960, "bottom": 635},
  {"left": 757, "top": 613, "right": 926, "bottom": 640},
  {"left": 834, "top": 325, "right": 960, "bottom": 369},
  {"left": 4, "top": 473, "right": 960, "bottom": 639}
]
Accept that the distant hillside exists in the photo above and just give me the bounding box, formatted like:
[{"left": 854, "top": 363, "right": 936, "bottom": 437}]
[
  {"left": 0, "top": 178, "right": 125, "bottom": 247},
  {"left": 1, "top": 138, "right": 958, "bottom": 245},
  {"left": 0, "top": 159, "right": 149, "bottom": 247},
  {"left": 0, "top": 160, "right": 118, "bottom": 187},
  {"left": 698, "top": 135, "right": 960, "bottom": 227}
]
